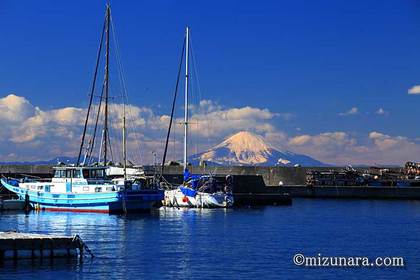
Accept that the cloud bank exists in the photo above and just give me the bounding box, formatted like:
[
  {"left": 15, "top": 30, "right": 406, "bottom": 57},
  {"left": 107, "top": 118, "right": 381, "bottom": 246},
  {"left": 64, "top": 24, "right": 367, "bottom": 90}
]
[
  {"left": 0, "top": 94, "right": 418, "bottom": 165},
  {"left": 0, "top": 94, "right": 284, "bottom": 163},
  {"left": 339, "top": 107, "right": 358, "bottom": 116},
  {"left": 408, "top": 85, "right": 420, "bottom": 95}
]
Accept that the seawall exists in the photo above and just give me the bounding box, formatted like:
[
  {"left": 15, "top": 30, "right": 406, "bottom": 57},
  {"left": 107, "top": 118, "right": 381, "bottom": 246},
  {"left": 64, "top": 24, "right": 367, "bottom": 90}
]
[
  {"left": 281, "top": 185, "right": 420, "bottom": 199},
  {"left": 2, "top": 164, "right": 419, "bottom": 201},
  {"left": 157, "top": 165, "right": 331, "bottom": 185},
  {"left": 0, "top": 164, "right": 402, "bottom": 186}
]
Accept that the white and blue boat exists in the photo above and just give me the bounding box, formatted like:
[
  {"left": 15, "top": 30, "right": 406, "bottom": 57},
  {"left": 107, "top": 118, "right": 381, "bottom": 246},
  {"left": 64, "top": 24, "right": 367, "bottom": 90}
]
[
  {"left": 0, "top": 4, "right": 164, "bottom": 213},
  {"left": 161, "top": 27, "right": 234, "bottom": 208},
  {"left": 163, "top": 169, "right": 234, "bottom": 208},
  {"left": 1, "top": 166, "right": 163, "bottom": 213}
]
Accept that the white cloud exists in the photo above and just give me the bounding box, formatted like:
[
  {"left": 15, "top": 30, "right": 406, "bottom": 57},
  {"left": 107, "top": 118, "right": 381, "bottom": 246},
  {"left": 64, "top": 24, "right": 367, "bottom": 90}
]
[
  {"left": 0, "top": 95, "right": 285, "bottom": 164},
  {"left": 339, "top": 107, "right": 358, "bottom": 116},
  {"left": 0, "top": 94, "right": 38, "bottom": 123},
  {"left": 369, "top": 131, "right": 405, "bottom": 150},
  {"left": 285, "top": 131, "right": 420, "bottom": 165},
  {"left": 0, "top": 94, "right": 418, "bottom": 166},
  {"left": 288, "top": 135, "right": 312, "bottom": 146},
  {"left": 375, "top": 108, "right": 388, "bottom": 115},
  {"left": 184, "top": 100, "right": 282, "bottom": 138},
  {"left": 289, "top": 132, "right": 355, "bottom": 147},
  {"left": 408, "top": 85, "right": 420, "bottom": 95},
  {"left": 287, "top": 132, "right": 358, "bottom": 164}
]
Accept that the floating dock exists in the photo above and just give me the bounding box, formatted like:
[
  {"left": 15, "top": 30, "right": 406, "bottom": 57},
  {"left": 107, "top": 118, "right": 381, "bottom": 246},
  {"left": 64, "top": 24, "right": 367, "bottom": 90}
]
[{"left": 0, "top": 231, "right": 93, "bottom": 261}]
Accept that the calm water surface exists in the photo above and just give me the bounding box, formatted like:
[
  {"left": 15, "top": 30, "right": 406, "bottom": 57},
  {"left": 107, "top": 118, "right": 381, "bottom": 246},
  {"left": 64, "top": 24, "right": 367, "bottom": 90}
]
[{"left": 0, "top": 199, "right": 419, "bottom": 279}]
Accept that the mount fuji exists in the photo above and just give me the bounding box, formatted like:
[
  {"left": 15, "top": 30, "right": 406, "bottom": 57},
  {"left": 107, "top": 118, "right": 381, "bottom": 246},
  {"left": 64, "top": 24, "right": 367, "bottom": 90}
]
[{"left": 188, "top": 131, "right": 327, "bottom": 167}]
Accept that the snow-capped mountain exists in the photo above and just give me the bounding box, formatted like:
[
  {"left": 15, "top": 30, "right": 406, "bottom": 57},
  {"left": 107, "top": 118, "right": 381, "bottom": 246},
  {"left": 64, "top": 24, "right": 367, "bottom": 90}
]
[{"left": 188, "top": 131, "right": 327, "bottom": 166}]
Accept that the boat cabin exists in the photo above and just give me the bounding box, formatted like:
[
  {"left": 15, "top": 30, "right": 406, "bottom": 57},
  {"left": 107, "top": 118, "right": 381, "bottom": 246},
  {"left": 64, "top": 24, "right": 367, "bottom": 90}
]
[{"left": 53, "top": 166, "right": 108, "bottom": 181}]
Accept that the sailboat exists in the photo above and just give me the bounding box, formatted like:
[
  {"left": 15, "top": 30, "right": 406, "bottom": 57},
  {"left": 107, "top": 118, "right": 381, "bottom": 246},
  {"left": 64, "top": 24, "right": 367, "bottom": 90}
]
[
  {"left": 1, "top": 4, "right": 164, "bottom": 213},
  {"left": 162, "top": 27, "right": 234, "bottom": 208}
]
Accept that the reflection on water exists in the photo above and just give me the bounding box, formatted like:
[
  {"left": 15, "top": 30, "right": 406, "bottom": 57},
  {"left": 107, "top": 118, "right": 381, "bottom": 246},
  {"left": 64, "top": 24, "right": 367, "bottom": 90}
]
[{"left": 1, "top": 199, "right": 420, "bottom": 279}]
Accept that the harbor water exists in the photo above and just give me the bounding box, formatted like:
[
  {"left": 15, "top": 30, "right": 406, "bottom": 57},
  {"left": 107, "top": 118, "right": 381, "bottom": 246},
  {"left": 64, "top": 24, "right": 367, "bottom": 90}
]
[{"left": 0, "top": 199, "right": 419, "bottom": 279}]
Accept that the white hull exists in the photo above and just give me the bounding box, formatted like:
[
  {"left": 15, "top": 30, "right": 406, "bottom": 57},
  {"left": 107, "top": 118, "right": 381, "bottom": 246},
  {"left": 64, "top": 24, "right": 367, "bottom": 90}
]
[{"left": 164, "top": 189, "right": 233, "bottom": 208}]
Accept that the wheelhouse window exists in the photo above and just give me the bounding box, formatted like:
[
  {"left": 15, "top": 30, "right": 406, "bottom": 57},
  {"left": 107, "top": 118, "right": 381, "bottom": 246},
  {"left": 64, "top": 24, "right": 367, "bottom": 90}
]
[
  {"left": 66, "top": 170, "right": 72, "bottom": 178},
  {"left": 73, "top": 169, "right": 82, "bottom": 178},
  {"left": 90, "top": 169, "right": 105, "bottom": 179},
  {"left": 83, "top": 169, "right": 90, "bottom": 179},
  {"left": 54, "top": 170, "right": 66, "bottom": 178},
  {"left": 96, "top": 169, "right": 105, "bottom": 178}
]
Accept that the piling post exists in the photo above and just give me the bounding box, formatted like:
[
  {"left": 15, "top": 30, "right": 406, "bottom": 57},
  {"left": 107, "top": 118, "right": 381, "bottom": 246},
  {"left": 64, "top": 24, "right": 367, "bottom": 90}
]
[
  {"left": 79, "top": 246, "right": 84, "bottom": 262},
  {"left": 24, "top": 193, "right": 30, "bottom": 212}
]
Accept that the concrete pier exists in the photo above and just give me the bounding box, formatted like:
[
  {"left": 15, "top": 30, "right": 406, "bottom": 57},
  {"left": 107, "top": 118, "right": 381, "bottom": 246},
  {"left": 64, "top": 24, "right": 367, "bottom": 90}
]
[
  {"left": 2, "top": 164, "right": 419, "bottom": 201},
  {"left": 0, "top": 231, "right": 92, "bottom": 261},
  {"left": 281, "top": 185, "right": 420, "bottom": 200},
  {"left": 0, "top": 164, "right": 333, "bottom": 185}
]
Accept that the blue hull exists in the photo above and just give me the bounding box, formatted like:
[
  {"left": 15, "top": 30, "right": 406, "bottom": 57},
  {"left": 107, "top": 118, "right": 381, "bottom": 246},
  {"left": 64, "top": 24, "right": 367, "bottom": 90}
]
[{"left": 1, "top": 179, "right": 164, "bottom": 213}]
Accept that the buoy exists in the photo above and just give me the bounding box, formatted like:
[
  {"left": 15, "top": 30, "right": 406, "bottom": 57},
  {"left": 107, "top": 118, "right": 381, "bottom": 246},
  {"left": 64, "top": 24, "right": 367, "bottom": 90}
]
[{"left": 182, "top": 196, "right": 188, "bottom": 203}]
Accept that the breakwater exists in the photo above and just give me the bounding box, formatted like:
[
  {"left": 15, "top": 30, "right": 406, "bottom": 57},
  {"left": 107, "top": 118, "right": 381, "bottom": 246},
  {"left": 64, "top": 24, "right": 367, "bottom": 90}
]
[
  {"left": 0, "top": 164, "right": 339, "bottom": 185},
  {"left": 282, "top": 185, "right": 420, "bottom": 199},
  {"left": 157, "top": 166, "right": 420, "bottom": 200},
  {"left": 0, "top": 165, "right": 52, "bottom": 178},
  {"left": 156, "top": 165, "right": 312, "bottom": 186},
  {"left": 1, "top": 164, "right": 419, "bottom": 201}
]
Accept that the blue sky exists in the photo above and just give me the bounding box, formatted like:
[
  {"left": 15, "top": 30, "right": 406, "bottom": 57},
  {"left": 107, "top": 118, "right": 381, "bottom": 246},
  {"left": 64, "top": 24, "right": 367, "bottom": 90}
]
[{"left": 0, "top": 0, "right": 419, "bottom": 164}]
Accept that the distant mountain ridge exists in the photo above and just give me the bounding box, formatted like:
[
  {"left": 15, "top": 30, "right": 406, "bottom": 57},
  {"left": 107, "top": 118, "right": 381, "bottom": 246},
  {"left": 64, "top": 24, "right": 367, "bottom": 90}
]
[
  {"left": 188, "top": 131, "right": 328, "bottom": 167},
  {"left": 0, "top": 157, "right": 79, "bottom": 165},
  {"left": 0, "top": 157, "right": 94, "bottom": 165},
  {"left": 1, "top": 132, "right": 328, "bottom": 167}
]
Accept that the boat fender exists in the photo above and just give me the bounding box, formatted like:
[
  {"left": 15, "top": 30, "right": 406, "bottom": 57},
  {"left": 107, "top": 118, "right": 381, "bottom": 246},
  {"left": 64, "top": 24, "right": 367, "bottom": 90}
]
[{"left": 182, "top": 196, "right": 189, "bottom": 203}]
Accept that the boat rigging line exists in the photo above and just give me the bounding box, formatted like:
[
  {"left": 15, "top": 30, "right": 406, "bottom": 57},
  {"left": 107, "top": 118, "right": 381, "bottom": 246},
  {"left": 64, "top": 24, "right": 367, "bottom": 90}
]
[{"left": 161, "top": 35, "right": 186, "bottom": 176}]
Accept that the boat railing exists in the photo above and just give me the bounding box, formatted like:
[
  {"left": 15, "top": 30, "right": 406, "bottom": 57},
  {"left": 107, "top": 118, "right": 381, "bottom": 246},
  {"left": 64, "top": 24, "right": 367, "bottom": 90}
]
[
  {"left": 2, "top": 176, "right": 51, "bottom": 184},
  {"left": 86, "top": 178, "right": 114, "bottom": 185},
  {"left": 25, "top": 178, "right": 51, "bottom": 183}
]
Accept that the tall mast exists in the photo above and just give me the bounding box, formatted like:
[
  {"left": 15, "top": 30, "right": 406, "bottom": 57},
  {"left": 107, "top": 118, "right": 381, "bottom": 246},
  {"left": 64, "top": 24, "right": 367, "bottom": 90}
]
[
  {"left": 103, "top": 4, "right": 111, "bottom": 165},
  {"left": 183, "top": 27, "right": 189, "bottom": 171},
  {"left": 123, "top": 103, "right": 127, "bottom": 180}
]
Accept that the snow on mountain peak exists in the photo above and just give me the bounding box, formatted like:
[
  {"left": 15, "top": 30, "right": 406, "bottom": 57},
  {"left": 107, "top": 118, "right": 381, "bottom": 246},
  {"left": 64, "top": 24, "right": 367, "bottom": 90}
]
[
  {"left": 217, "top": 131, "right": 272, "bottom": 153},
  {"left": 190, "top": 130, "right": 327, "bottom": 166},
  {"left": 201, "top": 131, "right": 273, "bottom": 164}
]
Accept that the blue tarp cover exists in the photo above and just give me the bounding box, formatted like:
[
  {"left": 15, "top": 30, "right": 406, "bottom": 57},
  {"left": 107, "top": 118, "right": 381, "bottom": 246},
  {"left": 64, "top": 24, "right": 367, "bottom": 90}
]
[
  {"left": 180, "top": 187, "right": 197, "bottom": 197},
  {"left": 183, "top": 169, "right": 201, "bottom": 189}
]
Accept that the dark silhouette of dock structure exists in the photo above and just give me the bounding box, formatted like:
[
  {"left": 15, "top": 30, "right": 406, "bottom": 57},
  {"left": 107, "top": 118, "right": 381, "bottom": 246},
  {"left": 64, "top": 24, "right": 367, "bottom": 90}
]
[{"left": 0, "top": 231, "right": 93, "bottom": 262}]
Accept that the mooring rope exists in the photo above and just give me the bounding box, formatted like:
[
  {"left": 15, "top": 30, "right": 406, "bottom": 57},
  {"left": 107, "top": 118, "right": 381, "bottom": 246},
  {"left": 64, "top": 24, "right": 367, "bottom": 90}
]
[{"left": 73, "top": 235, "right": 94, "bottom": 259}]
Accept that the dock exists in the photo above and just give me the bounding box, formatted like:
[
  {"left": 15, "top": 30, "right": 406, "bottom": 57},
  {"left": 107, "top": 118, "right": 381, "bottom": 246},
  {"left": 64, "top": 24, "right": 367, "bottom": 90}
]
[
  {"left": 0, "top": 231, "right": 93, "bottom": 261},
  {"left": 2, "top": 164, "right": 420, "bottom": 202},
  {"left": 281, "top": 185, "right": 420, "bottom": 200},
  {"left": 234, "top": 193, "right": 292, "bottom": 206}
]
